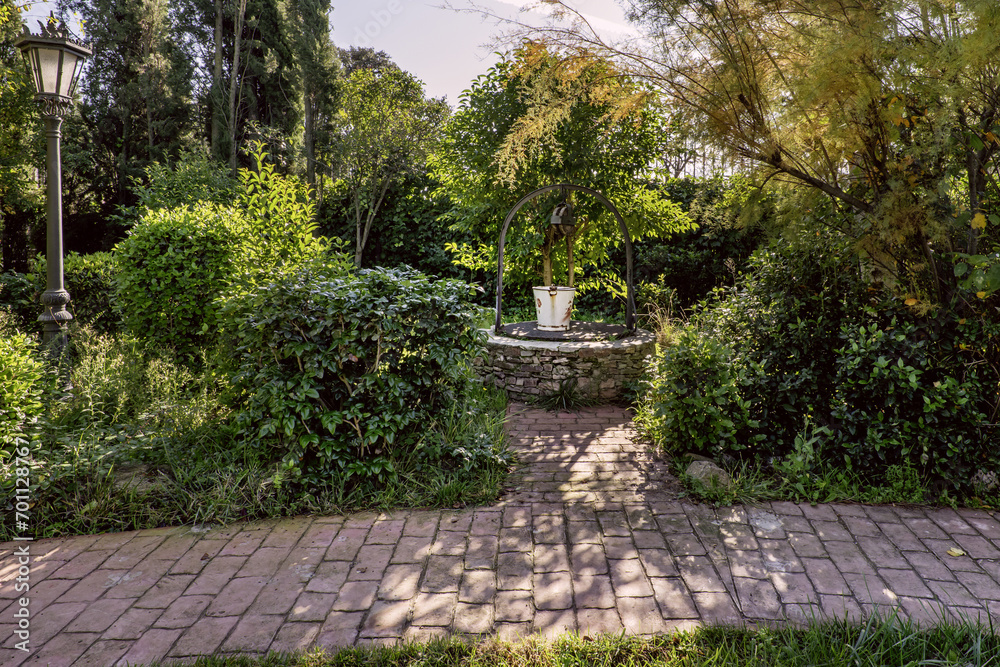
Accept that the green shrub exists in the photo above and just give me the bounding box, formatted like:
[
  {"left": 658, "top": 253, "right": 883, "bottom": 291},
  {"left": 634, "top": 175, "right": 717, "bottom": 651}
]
[
  {"left": 31, "top": 252, "right": 119, "bottom": 333},
  {"left": 636, "top": 326, "right": 756, "bottom": 458},
  {"left": 832, "top": 315, "right": 991, "bottom": 491},
  {"left": 224, "top": 263, "right": 488, "bottom": 488},
  {"left": 114, "top": 148, "right": 331, "bottom": 357},
  {"left": 114, "top": 204, "right": 236, "bottom": 356},
  {"left": 0, "top": 331, "right": 45, "bottom": 455},
  {"left": 0, "top": 271, "right": 37, "bottom": 330}
]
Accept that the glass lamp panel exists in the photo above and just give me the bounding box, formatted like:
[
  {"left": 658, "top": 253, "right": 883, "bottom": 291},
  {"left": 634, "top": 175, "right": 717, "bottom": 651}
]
[
  {"left": 58, "top": 51, "right": 85, "bottom": 98},
  {"left": 34, "top": 46, "right": 63, "bottom": 96}
]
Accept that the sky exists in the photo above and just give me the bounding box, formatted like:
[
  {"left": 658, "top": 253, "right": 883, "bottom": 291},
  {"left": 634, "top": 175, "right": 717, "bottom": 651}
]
[
  {"left": 20, "top": 0, "right": 637, "bottom": 106},
  {"left": 330, "top": 1, "right": 637, "bottom": 104}
]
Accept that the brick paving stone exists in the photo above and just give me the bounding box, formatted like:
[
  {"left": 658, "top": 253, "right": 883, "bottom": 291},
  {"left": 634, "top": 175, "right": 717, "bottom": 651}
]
[
  {"left": 316, "top": 610, "right": 364, "bottom": 647},
  {"left": 186, "top": 556, "right": 247, "bottom": 596},
  {"left": 392, "top": 536, "right": 434, "bottom": 563},
  {"left": 533, "top": 543, "right": 570, "bottom": 572},
  {"left": 572, "top": 573, "right": 616, "bottom": 609},
  {"left": 154, "top": 595, "right": 213, "bottom": 629},
  {"left": 758, "top": 539, "right": 805, "bottom": 573},
  {"left": 379, "top": 564, "right": 421, "bottom": 601},
  {"left": 221, "top": 614, "right": 284, "bottom": 653},
  {"left": 466, "top": 535, "right": 499, "bottom": 569},
  {"left": 533, "top": 609, "right": 577, "bottom": 637},
  {"left": 441, "top": 510, "right": 475, "bottom": 532},
  {"left": 495, "top": 589, "right": 533, "bottom": 622},
  {"left": 361, "top": 599, "right": 413, "bottom": 638},
  {"left": 114, "top": 628, "right": 182, "bottom": 667},
  {"left": 411, "top": 592, "right": 457, "bottom": 626},
  {"left": 30, "top": 601, "right": 89, "bottom": 644},
  {"left": 639, "top": 548, "right": 679, "bottom": 578},
  {"left": 101, "top": 608, "right": 164, "bottom": 640},
  {"left": 261, "top": 517, "right": 312, "bottom": 548},
  {"left": 603, "top": 536, "right": 640, "bottom": 560},
  {"left": 926, "top": 580, "right": 983, "bottom": 608},
  {"left": 952, "top": 533, "right": 1000, "bottom": 559},
  {"left": 498, "top": 527, "right": 533, "bottom": 552},
  {"left": 856, "top": 536, "right": 909, "bottom": 569},
  {"left": 169, "top": 616, "right": 238, "bottom": 657},
  {"left": 802, "top": 557, "right": 849, "bottom": 595},
  {"left": 168, "top": 539, "right": 228, "bottom": 575},
  {"left": 787, "top": 533, "right": 828, "bottom": 558},
  {"left": 497, "top": 552, "right": 534, "bottom": 591},
  {"left": 840, "top": 516, "right": 882, "bottom": 537},
  {"left": 421, "top": 556, "right": 463, "bottom": 593},
  {"left": 503, "top": 505, "right": 532, "bottom": 528},
  {"left": 251, "top": 571, "right": 307, "bottom": 615},
  {"left": 453, "top": 602, "right": 494, "bottom": 634},
  {"left": 721, "top": 524, "right": 758, "bottom": 551},
  {"left": 843, "top": 573, "right": 896, "bottom": 606},
  {"left": 470, "top": 511, "right": 503, "bottom": 535},
  {"left": 879, "top": 568, "right": 934, "bottom": 599},
  {"left": 57, "top": 570, "right": 116, "bottom": 603},
  {"left": 965, "top": 514, "right": 1000, "bottom": 537},
  {"left": 23, "top": 578, "right": 75, "bottom": 607},
  {"left": 928, "top": 509, "right": 979, "bottom": 535},
  {"left": 347, "top": 544, "right": 394, "bottom": 581},
  {"left": 26, "top": 631, "right": 100, "bottom": 667},
  {"left": 577, "top": 607, "right": 623, "bottom": 634},
  {"left": 692, "top": 591, "right": 741, "bottom": 623},
  {"left": 460, "top": 570, "right": 497, "bottom": 604},
  {"left": 770, "top": 572, "right": 817, "bottom": 604},
  {"left": 305, "top": 560, "right": 351, "bottom": 593},
  {"left": 921, "top": 539, "right": 984, "bottom": 571},
  {"left": 237, "top": 547, "right": 290, "bottom": 578},
  {"left": 533, "top": 514, "right": 567, "bottom": 543},
  {"left": 403, "top": 512, "right": 440, "bottom": 537},
  {"left": 770, "top": 501, "right": 806, "bottom": 516},
  {"left": 776, "top": 515, "right": 813, "bottom": 534},
  {"left": 735, "top": 576, "right": 782, "bottom": 619},
  {"left": 48, "top": 550, "right": 113, "bottom": 580},
  {"left": 430, "top": 531, "right": 467, "bottom": 557},
  {"left": 64, "top": 598, "right": 132, "bottom": 633},
  {"left": 800, "top": 504, "right": 839, "bottom": 521},
  {"left": 206, "top": 576, "right": 268, "bottom": 617},
  {"left": 610, "top": 558, "right": 655, "bottom": 598},
  {"left": 809, "top": 520, "right": 854, "bottom": 543},
  {"left": 677, "top": 556, "right": 727, "bottom": 593},
  {"left": 625, "top": 506, "right": 658, "bottom": 531},
  {"left": 903, "top": 551, "right": 957, "bottom": 581},
  {"left": 954, "top": 571, "right": 1000, "bottom": 600},
  {"left": 290, "top": 592, "right": 338, "bottom": 622},
  {"left": 535, "top": 571, "right": 574, "bottom": 610},
  {"left": 219, "top": 531, "right": 265, "bottom": 558},
  {"left": 596, "top": 510, "right": 631, "bottom": 536},
  {"left": 651, "top": 577, "right": 699, "bottom": 618},
  {"left": 367, "top": 520, "right": 406, "bottom": 545},
  {"left": 824, "top": 541, "right": 877, "bottom": 576},
  {"left": 325, "top": 529, "right": 367, "bottom": 561},
  {"left": 819, "top": 594, "right": 863, "bottom": 620},
  {"left": 879, "top": 523, "right": 925, "bottom": 551},
  {"left": 728, "top": 550, "right": 768, "bottom": 579},
  {"left": 632, "top": 530, "right": 667, "bottom": 550},
  {"left": 332, "top": 580, "right": 379, "bottom": 611},
  {"left": 865, "top": 506, "right": 903, "bottom": 523},
  {"left": 269, "top": 622, "right": 321, "bottom": 654}
]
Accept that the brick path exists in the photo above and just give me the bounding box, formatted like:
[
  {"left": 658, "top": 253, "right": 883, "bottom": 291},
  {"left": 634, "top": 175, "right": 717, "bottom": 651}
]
[{"left": 3, "top": 404, "right": 1000, "bottom": 665}]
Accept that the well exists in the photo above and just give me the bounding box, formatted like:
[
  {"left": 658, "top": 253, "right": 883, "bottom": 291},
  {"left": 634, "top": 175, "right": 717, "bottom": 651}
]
[{"left": 477, "top": 322, "right": 656, "bottom": 402}]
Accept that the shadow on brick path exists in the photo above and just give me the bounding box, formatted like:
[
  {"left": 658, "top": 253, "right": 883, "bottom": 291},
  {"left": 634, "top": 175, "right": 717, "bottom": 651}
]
[{"left": 2, "top": 403, "right": 1000, "bottom": 665}]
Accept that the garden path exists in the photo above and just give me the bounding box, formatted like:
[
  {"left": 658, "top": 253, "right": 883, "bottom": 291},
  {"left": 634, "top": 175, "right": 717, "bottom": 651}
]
[{"left": 3, "top": 404, "right": 1000, "bottom": 665}]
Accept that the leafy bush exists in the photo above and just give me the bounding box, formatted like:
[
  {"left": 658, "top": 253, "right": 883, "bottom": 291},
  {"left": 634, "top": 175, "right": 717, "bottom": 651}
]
[
  {"left": 33, "top": 252, "right": 119, "bottom": 333},
  {"left": 114, "top": 204, "right": 236, "bottom": 356},
  {"left": 114, "top": 148, "right": 330, "bottom": 357},
  {"left": 0, "top": 330, "right": 45, "bottom": 456},
  {"left": 0, "top": 271, "right": 37, "bottom": 330},
  {"left": 831, "top": 314, "right": 992, "bottom": 491},
  {"left": 224, "top": 263, "right": 489, "bottom": 488},
  {"left": 636, "top": 326, "right": 755, "bottom": 458}
]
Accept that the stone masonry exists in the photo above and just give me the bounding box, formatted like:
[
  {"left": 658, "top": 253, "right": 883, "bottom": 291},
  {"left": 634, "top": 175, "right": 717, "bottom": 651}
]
[{"left": 479, "top": 329, "right": 656, "bottom": 401}]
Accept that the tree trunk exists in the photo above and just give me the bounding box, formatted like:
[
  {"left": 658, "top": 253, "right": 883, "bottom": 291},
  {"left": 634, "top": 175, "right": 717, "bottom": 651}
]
[
  {"left": 211, "top": 0, "right": 223, "bottom": 160},
  {"left": 228, "top": 0, "right": 247, "bottom": 174}
]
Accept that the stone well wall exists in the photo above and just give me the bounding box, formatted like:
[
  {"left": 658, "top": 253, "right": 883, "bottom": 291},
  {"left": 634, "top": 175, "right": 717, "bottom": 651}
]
[{"left": 476, "top": 328, "right": 657, "bottom": 401}]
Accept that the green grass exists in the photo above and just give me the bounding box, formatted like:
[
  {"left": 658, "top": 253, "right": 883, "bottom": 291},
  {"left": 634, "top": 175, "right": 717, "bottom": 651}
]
[
  {"left": 0, "top": 326, "right": 513, "bottom": 540},
  {"left": 142, "top": 612, "right": 1000, "bottom": 666}
]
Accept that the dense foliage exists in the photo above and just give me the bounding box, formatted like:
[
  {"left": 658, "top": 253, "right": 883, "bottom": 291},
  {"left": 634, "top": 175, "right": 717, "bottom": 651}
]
[
  {"left": 639, "top": 238, "right": 1000, "bottom": 495},
  {"left": 224, "top": 263, "right": 496, "bottom": 489}
]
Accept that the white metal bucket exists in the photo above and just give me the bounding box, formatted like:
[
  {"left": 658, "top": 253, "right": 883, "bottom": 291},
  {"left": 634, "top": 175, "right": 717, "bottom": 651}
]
[{"left": 533, "top": 286, "right": 575, "bottom": 331}]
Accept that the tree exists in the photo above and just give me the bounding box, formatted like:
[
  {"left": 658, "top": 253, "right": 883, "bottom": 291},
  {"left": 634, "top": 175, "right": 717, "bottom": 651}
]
[
  {"left": 290, "top": 0, "right": 339, "bottom": 189},
  {"left": 0, "top": 0, "right": 41, "bottom": 273},
  {"left": 431, "top": 42, "right": 691, "bottom": 290},
  {"left": 328, "top": 65, "right": 448, "bottom": 267},
  {"left": 515, "top": 0, "right": 1000, "bottom": 303}
]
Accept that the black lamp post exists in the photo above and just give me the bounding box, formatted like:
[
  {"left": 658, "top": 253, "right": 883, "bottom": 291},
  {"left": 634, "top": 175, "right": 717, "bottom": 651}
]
[{"left": 15, "top": 15, "right": 90, "bottom": 348}]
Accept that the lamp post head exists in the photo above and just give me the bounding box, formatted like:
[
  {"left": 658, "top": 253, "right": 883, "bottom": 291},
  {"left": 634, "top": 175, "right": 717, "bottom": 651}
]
[{"left": 15, "top": 13, "right": 91, "bottom": 117}]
